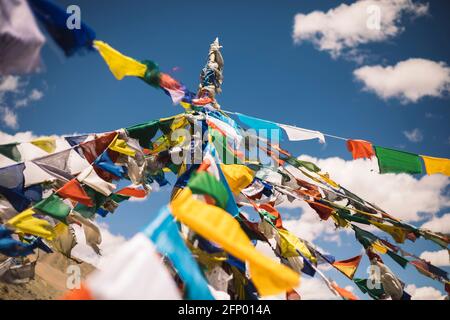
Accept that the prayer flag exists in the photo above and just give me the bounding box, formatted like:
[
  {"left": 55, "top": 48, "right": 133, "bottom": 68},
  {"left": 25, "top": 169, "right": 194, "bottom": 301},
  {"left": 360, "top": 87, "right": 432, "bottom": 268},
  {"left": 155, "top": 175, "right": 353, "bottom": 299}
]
[
  {"left": 170, "top": 188, "right": 300, "bottom": 296},
  {"left": 374, "top": 146, "right": 422, "bottom": 174},
  {"left": 94, "top": 40, "right": 147, "bottom": 80},
  {"left": 332, "top": 255, "right": 362, "bottom": 280},
  {"left": 7, "top": 208, "right": 55, "bottom": 240},
  {"left": 57, "top": 179, "right": 93, "bottom": 207},
  {"left": 346, "top": 139, "right": 375, "bottom": 160},
  {"left": 34, "top": 194, "right": 71, "bottom": 222},
  {"left": 422, "top": 155, "right": 450, "bottom": 176}
]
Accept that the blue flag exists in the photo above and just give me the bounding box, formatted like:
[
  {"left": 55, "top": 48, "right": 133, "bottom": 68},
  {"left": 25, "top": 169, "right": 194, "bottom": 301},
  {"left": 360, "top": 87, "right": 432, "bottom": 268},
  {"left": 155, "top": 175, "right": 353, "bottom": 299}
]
[
  {"left": 29, "top": 0, "right": 96, "bottom": 56},
  {"left": 142, "top": 206, "right": 214, "bottom": 300},
  {"left": 0, "top": 226, "right": 37, "bottom": 257},
  {"left": 235, "top": 112, "right": 282, "bottom": 141},
  {"left": 94, "top": 151, "right": 125, "bottom": 178}
]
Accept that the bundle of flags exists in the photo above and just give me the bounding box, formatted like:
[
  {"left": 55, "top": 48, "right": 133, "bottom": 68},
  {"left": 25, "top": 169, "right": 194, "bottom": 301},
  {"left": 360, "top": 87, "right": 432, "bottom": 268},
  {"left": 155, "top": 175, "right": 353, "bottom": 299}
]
[
  {"left": 0, "top": 0, "right": 449, "bottom": 301},
  {"left": 1, "top": 105, "right": 447, "bottom": 300},
  {"left": 227, "top": 112, "right": 450, "bottom": 177},
  {"left": 347, "top": 140, "right": 450, "bottom": 176}
]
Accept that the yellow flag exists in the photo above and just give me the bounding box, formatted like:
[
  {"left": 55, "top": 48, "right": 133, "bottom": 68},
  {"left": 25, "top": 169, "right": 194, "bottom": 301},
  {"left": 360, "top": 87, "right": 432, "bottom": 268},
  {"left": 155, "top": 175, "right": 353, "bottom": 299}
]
[
  {"left": 331, "top": 255, "right": 362, "bottom": 280},
  {"left": 277, "top": 229, "right": 316, "bottom": 262},
  {"left": 170, "top": 188, "right": 300, "bottom": 296},
  {"left": 371, "top": 221, "right": 407, "bottom": 244},
  {"left": 331, "top": 212, "right": 350, "bottom": 228},
  {"left": 220, "top": 164, "right": 254, "bottom": 195},
  {"left": 94, "top": 40, "right": 147, "bottom": 80},
  {"left": 422, "top": 156, "right": 450, "bottom": 177},
  {"left": 371, "top": 239, "right": 388, "bottom": 254},
  {"left": 31, "top": 137, "right": 56, "bottom": 153},
  {"left": 52, "top": 223, "right": 76, "bottom": 256},
  {"left": 318, "top": 172, "right": 339, "bottom": 188},
  {"left": 180, "top": 101, "right": 191, "bottom": 109},
  {"left": 109, "top": 138, "right": 136, "bottom": 157},
  {"left": 7, "top": 208, "right": 55, "bottom": 240},
  {"left": 170, "top": 116, "right": 189, "bottom": 131}
]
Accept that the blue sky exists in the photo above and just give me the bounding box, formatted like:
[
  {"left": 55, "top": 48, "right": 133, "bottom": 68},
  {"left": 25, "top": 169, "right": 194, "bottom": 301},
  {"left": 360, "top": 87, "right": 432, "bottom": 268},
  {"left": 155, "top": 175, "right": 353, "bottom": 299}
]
[{"left": 1, "top": 0, "right": 450, "bottom": 299}]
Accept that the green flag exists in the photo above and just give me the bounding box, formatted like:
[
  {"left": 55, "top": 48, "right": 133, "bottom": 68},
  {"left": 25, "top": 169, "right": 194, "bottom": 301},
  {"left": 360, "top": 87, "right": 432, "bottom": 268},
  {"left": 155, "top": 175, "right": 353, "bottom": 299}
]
[
  {"left": 386, "top": 250, "right": 409, "bottom": 269},
  {"left": 352, "top": 224, "right": 377, "bottom": 249},
  {"left": 285, "top": 156, "right": 321, "bottom": 173},
  {"left": 210, "top": 128, "right": 241, "bottom": 165},
  {"left": 374, "top": 146, "right": 423, "bottom": 174},
  {"left": 110, "top": 193, "right": 130, "bottom": 203},
  {"left": 337, "top": 209, "right": 371, "bottom": 225},
  {"left": 140, "top": 60, "right": 161, "bottom": 88},
  {"left": 0, "top": 143, "right": 21, "bottom": 162},
  {"left": 187, "top": 171, "right": 229, "bottom": 209},
  {"left": 126, "top": 120, "right": 160, "bottom": 149},
  {"left": 74, "top": 186, "right": 107, "bottom": 218},
  {"left": 354, "top": 278, "right": 385, "bottom": 300},
  {"left": 35, "top": 194, "right": 71, "bottom": 222}
]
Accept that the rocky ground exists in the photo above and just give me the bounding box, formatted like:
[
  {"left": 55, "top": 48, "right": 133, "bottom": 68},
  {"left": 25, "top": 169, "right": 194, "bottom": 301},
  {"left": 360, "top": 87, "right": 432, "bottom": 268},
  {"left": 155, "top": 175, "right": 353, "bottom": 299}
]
[{"left": 0, "top": 250, "right": 95, "bottom": 300}]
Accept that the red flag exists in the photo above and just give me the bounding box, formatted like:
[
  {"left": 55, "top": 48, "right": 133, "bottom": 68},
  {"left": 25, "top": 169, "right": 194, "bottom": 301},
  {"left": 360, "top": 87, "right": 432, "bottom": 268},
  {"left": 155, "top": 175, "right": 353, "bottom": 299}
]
[
  {"left": 57, "top": 179, "right": 93, "bottom": 207},
  {"left": 346, "top": 139, "right": 375, "bottom": 160},
  {"left": 258, "top": 203, "right": 283, "bottom": 229},
  {"left": 116, "top": 187, "right": 148, "bottom": 198},
  {"left": 306, "top": 200, "right": 334, "bottom": 220},
  {"left": 80, "top": 132, "right": 119, "bottom": 182}
]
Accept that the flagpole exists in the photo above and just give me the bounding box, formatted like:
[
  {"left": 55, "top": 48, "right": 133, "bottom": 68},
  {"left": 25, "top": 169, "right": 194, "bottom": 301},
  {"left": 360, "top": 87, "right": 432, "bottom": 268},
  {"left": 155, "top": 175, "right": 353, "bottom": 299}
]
[{"left": 197, "top": 37, "right": 224, "bottom": 109}]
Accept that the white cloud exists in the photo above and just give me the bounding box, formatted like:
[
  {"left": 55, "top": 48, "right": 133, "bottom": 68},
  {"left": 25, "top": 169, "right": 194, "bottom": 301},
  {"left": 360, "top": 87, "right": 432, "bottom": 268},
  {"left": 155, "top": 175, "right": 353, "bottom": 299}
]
[
  {"left": 293, "top": 0, "right": 428, "bottom": 60},
  {"left": 405, "top": 284, "right": 445, "bottom": 300},
  {"left": 71, "top": 222, "right": 127, "bottom": 270},
  {"left": 0, "top": 107, "right": 18, "bottom": 129},
  {"left": 0, "top": 130, "right": 37, "bottom": 143},
  {"left": 403, "top": 128, "right": 423, "bottom": 142},
  {"left": 421, "top": 213, "right": 450, "bottom": 234},
  {"left": 282, "top": 156, "right": 450, "bottom": 223},
  {"left": 419, "top": 250, "right": 449, "bottom": 267},
  {"left": 29, "top": 89, "right": 44, "bottom": 101},
  {"left": 299, "top": 277, "right": 342, "bottom": 300},
  {"left": 354, "top": 58, "right": 450, "bottom": 103},
  {"left": 281, "top": 202, "right": 341, "bottom": 243},
  {"left": 0, "top": 75, "right": 20, "bottom": 95},
  {"left": 15, "top": 89, "right": 44, "bottom": 108},
  {"left": 0, "top": 76, "right": 45, "bottom": 129}
]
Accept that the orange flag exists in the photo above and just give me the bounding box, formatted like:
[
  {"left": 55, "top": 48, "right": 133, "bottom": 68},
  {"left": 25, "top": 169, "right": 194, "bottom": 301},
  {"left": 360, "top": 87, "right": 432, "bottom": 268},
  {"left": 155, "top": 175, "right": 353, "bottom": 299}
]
[
  {"left": 61, "top": 283, "right": 93, "bottom": 300},
  {"left": 57, "top": 179, "right": 93, "bottom": 207},
  {"left": 346, "top": 139, "right": 375, "bottom": 160},
  {"left": 332, "top": 254, "right": 363, "bottom": 280},
  {"left": 331, "top": 282, "right": 359, "bottom": 300},
  {"left": 286, "top": 289, "right": 301, "bottom": 300},
  {"left": 116, "top": 187, "right": 148, "bottom": 198}
]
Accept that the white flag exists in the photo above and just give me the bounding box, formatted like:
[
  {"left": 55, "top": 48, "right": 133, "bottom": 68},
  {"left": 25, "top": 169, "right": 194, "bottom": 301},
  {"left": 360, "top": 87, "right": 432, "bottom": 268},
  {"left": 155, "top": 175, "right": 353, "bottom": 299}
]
[
  {"left": 77, "top": 165, "right": 116, "bottom": 196},
  {"left": 87, "top": 233, "right": 181, "bottom": 300},
  {"left": 0, "top": 0, "right": 45, "bottom": 74},
  {"left": 279, "top": 124, "right": 325, "bottom": 144}
]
